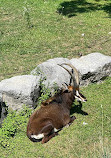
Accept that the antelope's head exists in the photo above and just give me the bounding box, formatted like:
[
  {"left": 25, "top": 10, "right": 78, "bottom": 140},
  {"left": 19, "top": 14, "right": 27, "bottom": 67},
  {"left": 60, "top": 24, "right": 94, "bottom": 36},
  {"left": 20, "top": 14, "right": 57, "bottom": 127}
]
[{"left": 58, "top": 63, "right": 87, "bottom": 103}]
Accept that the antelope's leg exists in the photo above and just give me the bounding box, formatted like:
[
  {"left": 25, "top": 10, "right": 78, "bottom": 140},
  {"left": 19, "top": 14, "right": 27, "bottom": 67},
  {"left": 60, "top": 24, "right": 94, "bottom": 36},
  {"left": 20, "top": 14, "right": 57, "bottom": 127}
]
[
  {"left": 42, "top": 132, "right": 57, "bottom": 144},
  {"left": 41, "top": 123, "right": 55, "bottom": 144},
  {"left": 68, "top": 116, "right": 76, "bottom": 125}
]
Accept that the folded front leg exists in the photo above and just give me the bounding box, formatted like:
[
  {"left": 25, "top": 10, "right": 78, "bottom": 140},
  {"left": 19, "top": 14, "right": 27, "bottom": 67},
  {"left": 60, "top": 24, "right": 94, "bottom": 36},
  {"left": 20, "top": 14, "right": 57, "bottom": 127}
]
[{"left": 68, "top": 116, "right": 76, "bottom": 126}]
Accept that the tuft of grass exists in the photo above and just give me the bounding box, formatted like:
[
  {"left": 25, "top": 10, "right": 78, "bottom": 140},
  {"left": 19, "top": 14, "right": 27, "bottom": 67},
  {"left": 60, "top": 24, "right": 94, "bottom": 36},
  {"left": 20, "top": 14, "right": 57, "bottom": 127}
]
[{"left": 0, "top": 77, "right": 111, "bottom": 158}]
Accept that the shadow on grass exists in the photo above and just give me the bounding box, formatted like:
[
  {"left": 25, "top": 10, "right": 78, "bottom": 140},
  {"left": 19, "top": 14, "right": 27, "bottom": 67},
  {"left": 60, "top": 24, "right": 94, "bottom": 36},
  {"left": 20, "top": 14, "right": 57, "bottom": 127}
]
[
  {"left": 102, "top": 3, "right": 111, "bottom": 18},
  {"left": 0, "top": 102, "right": 8, "bottom": 127},
  {"left": 57, "top": 0, "right": 111, "bottom": 18},
  {"left": 70, "top": 101, "right": 88, "bottom": 115}
]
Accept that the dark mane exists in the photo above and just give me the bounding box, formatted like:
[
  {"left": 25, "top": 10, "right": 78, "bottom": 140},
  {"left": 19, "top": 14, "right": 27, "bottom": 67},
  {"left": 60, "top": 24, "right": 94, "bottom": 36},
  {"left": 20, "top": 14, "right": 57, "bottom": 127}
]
[{"left": 41, "top": 89, "right": 63, "bottom": 106}]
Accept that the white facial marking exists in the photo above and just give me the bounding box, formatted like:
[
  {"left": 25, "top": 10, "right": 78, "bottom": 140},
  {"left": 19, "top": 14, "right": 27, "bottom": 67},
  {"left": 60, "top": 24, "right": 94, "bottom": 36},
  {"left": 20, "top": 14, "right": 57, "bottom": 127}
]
[
  {"left": 31, "top": 133, "right": 44, "bottom": 139},
  {"left": 75, "top": 90, "right": 87, "bottom": 102},
  {"left": 76, "top": 90, "right": 79, "bottom": 96},
  {"left": 75, "top": 94, "right": 81, "bottom": 102},
  {"left": 82, "top": 100, "right": 86, "bottom": 102}
]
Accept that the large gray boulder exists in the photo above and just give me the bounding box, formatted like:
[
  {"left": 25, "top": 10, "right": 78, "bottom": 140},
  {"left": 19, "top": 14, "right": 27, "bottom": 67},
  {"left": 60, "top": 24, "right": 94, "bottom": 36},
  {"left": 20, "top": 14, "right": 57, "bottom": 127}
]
[
  {"left": 70, "top": 53, "right": 111, "bottom": 85},
  {"left": 31, "top": 58, "right": 71, "bottom": 88},
  {"left": 31, "top": 53, "right": 111, "bottom": 87},
  {"left": 0, "top": 75, "right": 40, "bottom": 110}
]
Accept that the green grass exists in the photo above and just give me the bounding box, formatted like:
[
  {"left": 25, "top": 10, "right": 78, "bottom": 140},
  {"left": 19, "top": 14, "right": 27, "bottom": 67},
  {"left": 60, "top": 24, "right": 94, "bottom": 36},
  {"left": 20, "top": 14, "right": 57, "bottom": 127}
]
[
  {"left": 0, "top": 77, "right": 111, "bottom": 158},
  {"left": 0, "top": 0, "right": 111, "bottom": 81},
  {"left": 0, "top": 0, "right": 111, "bottom": 157}
]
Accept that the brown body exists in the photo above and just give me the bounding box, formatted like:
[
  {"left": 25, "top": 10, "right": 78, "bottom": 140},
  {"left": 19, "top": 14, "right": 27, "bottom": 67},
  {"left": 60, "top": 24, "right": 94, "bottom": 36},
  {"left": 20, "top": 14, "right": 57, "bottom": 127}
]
[{"left": 27, "top": 64, "right": 87, "bottom": 143}]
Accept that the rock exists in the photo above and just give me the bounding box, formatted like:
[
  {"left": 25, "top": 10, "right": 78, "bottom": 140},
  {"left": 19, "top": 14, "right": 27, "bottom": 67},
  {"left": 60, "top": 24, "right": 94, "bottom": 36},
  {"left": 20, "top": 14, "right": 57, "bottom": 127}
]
[
  {"left": 0, "top": 75, "right": 40, "bottom": 110},
  {"left": 31, "top": 53, "right": 111, "bottom": 87},
  {"left": 70, "top": 53, "right": 111, "bottom": 85},
  {"left": 31, "top": 58, "right": 72, "bottom": 88},
  {"left": 0, "top": 93, "right": 2, "bottom": 103}
]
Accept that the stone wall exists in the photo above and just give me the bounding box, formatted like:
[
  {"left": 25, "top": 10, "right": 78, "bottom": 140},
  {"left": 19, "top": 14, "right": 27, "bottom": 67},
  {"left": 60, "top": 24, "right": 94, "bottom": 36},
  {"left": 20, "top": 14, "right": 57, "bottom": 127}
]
[{"left": 0, "top": 53, "right": 111, "bottom": 113}]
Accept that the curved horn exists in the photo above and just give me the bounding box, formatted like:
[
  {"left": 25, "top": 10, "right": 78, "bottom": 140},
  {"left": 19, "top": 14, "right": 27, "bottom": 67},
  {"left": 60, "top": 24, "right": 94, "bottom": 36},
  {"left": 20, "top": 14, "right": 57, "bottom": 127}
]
[
  {"left": 58, "top": 64, "right": 73, "bottom": 77},
  {"left": 58, "top": 64, "right": 77, "bottom": 87},
  {"left": 61, "top": 63, "right": 79, "bottom": 86},
  {"left": 58, "top": 63, "right": 79, "bottom": 87}
]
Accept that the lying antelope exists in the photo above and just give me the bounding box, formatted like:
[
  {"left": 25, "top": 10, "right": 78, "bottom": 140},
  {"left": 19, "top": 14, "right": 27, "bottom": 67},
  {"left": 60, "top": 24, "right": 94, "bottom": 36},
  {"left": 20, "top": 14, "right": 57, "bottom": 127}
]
[{"left": 27, "top": 63, "right": 87, "bottom": 143}]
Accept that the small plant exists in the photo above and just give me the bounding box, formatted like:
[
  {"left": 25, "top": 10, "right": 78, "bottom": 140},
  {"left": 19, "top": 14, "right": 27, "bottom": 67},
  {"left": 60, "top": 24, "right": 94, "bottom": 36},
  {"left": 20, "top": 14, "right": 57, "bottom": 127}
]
[
  {"left": 32, "top": 67, "right": 51, "bottom": 106},
  {"left": 0, "top": 106, "right": 32, "bottom": 148},
  {"left": 52, "top": 82, "right": 60, "bottom": 95},
  {"left": 23, "top": 2, "right": 33, "bottom": 28},
  {"left": 37, "top": 79, "right": 51, "bottom": 106},
  {"left": 31, "top": 67, "right": 43, "bottom": 76},
  {"left": 37, "top": 74, "right": 60, "bottom": 106}
]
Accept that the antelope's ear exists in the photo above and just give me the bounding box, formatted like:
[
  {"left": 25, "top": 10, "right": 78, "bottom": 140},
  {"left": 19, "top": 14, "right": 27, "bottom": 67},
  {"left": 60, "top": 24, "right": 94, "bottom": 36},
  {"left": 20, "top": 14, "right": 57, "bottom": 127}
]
[
  {"left": 68, "top": 86, "right": 73, "bottom": 92},
  {"left": 63, "top": 86, "right": 73, "bottom": 93},
  {"left": 42, "top": 97, "right": 54, "bottom": 106},
  {"left": 42, "top": 100, "right": 50, "bottom": 106}
]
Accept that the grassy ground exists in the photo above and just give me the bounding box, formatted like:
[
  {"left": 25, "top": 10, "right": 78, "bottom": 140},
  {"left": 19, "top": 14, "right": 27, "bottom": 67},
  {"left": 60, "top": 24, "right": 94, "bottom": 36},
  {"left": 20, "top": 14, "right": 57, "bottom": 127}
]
[
  {"left": 0, "top": 0, "right": 111, "bottom": 81},
  {"left": 0, "top": 77, "right": 111, "bottom": 158},
  {"left": 0, "top": 0, "right": 111, "bottom": 157}
]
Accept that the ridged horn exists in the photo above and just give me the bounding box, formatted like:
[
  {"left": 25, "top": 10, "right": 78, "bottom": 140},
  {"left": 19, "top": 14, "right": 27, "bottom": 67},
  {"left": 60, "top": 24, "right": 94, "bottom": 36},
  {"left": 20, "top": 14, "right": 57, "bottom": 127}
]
[
  {"left": 58, "top": 63, "right": 79, "bottom": 88},
  {"left": 61, "top": 63, "right": 79, "bottom": 86}
]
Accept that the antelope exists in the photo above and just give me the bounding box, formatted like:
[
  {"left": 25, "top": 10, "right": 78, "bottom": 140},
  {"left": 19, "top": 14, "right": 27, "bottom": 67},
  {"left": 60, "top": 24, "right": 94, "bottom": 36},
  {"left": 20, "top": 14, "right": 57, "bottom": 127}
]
[{"left": 27, "top": 63, "right": 87, "bottom": 144}]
